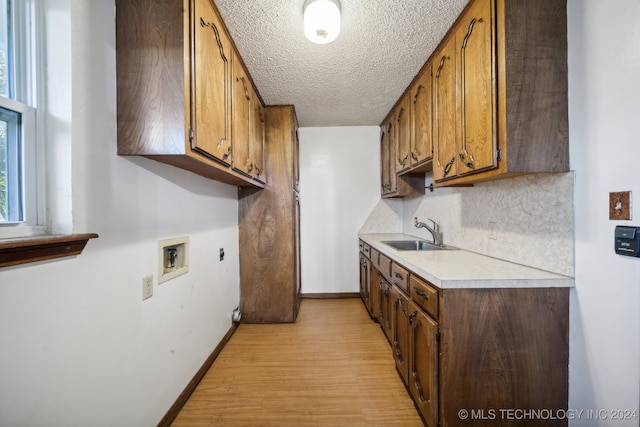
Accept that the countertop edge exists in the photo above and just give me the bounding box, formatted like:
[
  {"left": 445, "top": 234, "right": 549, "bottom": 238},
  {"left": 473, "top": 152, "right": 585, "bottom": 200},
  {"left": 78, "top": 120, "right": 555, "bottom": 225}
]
[{"left": 359, "top": 233, "right": 575, "bottom": 289}]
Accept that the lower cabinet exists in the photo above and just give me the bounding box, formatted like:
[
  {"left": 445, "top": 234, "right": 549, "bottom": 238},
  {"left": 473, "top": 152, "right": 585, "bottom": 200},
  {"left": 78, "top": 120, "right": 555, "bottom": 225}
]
[
  {"left": 408, "top": 299, "right": 439, "bottom": 427},
  {"left": 392, "top": 286, "right": 411, "bottom": 385},
  {"left": 359, "top": 254, "right": 372, "bottom": 315},
  {"left": 359, "top": 242, "right": 569, "bottom": 427}
]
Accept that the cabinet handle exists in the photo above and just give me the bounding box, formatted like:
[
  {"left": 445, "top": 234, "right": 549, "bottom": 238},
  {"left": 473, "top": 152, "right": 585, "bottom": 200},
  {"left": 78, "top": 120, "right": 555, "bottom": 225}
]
[
  {"left": 413, "top": 286, "right": 429, "bottom": 300},
  {"left": 461, "top": 17, "right": 484, "bottom": 50},
  {"left": 413, "top": 85, "right": 424, "bottom": 104},
  {"left": 222, "top": 146, "right": 232, "bottom": 160},
  {"left": 398, "top": 153, "right": 409, "bottom": 167},
  {"left": 443, "top": 157, "right": 455, "bottom": 177},
  {"left": 254, "top": 166, "right": 261, "bottom": 177},
  {"left": 459, "top": 151, "right": 475, "bottom": 169},
  {"left": 393, "top": 341, "right": 404, "bottom": 363},
  {"left": 247, "top": 163, "right": 254, "bottom": 173},
  {"left": 435, "top": 55, "right": 450, "bottom": 78},
  {"left": 200, "top": 18, "right": 228, "bottom": 62},
  {"left": 411, "top": 151, "right": 419, "bottom": 161},
  {"left": 412, "top": 371, "right": 427, "bottom": 403},
  {"left": 236, "top": 76, "right": 250, "bottom": 101},
  {"left": 409, "top": 310, "right": 418, "bottom": 324}
]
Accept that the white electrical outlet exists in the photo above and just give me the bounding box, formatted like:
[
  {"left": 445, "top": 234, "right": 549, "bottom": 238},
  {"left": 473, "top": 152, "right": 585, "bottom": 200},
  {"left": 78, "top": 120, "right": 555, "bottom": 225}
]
[{"left": 142, "top": 275, "right": 153, "bottom": 300}]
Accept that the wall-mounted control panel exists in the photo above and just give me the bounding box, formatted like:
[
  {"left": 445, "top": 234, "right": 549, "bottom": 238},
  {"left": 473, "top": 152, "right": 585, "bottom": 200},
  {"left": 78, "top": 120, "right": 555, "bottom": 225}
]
[
  {"left": 158, "top": 236, "right": 189, "bottom": 283},
  {"left": 615, "top": 226, "right": 640, "bottom": 257}
]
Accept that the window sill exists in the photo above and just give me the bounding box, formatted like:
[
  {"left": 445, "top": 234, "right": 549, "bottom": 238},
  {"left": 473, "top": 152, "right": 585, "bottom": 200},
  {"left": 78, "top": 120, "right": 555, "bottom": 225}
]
[{"left": 0, "top": 233, "right": 99, "bottom": 268}]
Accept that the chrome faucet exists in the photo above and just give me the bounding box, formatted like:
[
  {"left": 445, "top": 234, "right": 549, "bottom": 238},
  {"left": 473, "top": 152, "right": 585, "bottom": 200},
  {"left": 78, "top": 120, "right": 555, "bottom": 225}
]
[{"left": 414, "top": 217, "right": 443, "bottom": 247}]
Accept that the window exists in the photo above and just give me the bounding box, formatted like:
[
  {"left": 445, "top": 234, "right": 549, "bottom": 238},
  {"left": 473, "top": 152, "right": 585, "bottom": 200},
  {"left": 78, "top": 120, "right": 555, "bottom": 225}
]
[{"left": 0, "top": 0, "right": 40, "bottom": 233}]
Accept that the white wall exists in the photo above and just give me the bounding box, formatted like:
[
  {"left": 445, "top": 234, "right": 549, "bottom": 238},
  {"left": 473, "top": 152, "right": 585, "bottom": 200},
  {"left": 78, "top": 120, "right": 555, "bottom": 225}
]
[
  {"left": 299, "top": 127, "right": 380, "bottom": 294},
  {"left": 568, "top": 0, "right": 640, "bottom": 424},
  {"left": 0, "top": 1, "right": 240, "bottom": 426}
]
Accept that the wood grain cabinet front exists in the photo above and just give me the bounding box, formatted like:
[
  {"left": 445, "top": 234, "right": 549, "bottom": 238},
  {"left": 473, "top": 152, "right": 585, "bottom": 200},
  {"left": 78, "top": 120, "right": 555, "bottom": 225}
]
[
  {"left": 408, "top": 299, "right": 439, "bottom": 427},
  {"left": 358, "top": 244, "right": 569, "bottom": 427},
  {"left": 116, "top": 0, "right": 263, "bottom": 188},
  {"left": 380, "top": 116, "right": 424, "bottom": 198},
  {"left": 384, "top": 0, "right": 569, "bottom": 188},
  {"left": 238, "top": 106, "right": 300, "bottom": 323},
  {"left": 434, "top": 0, "right": 568, "bottom": 185},
  {"left": 409, "top": 62, "right": 434, "bottom": 172},
  {"left": 391, "top": 285, "right": 411, "bottom": 385}
]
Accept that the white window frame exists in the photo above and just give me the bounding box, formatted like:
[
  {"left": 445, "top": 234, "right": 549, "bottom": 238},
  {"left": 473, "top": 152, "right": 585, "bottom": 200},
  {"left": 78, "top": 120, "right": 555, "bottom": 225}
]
[{"left": 0, "top": 0, "right": 45, "bottom": 238}]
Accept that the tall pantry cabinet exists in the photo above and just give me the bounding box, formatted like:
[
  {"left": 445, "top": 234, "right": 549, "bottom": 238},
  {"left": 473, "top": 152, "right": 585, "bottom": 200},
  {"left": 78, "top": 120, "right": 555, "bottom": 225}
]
[{"left": 238, "top": 106, "right": 301, "bottom": 323}]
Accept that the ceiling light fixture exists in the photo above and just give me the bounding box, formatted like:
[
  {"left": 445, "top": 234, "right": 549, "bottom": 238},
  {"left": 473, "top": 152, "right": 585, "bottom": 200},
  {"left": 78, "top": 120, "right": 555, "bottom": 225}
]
[{"left": 303, "top": 0, "right": 341, "bottom": 45}]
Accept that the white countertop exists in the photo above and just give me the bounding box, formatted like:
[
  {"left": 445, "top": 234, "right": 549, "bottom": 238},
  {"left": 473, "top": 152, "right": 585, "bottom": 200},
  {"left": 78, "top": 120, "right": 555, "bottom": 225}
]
[{"left": 359, "top": 233, "right": 574, "bottom": 289}]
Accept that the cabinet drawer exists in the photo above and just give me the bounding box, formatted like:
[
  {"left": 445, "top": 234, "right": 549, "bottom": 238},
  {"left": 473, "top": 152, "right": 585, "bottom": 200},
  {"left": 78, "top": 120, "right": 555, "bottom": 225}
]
[
  {"left": 359, "top": 240, "right": 364, "bottom": 253},
  {"left": 379, "top": 253, "right": 392, "bottom": 281},
  {"left": 391, "top": 263, "right": 410, "bottom": 293},
  {"left": 363, "top": 244, "right": 371, "bottom": 259},
  {"left": 370, "top": 247, "right": 380, "bottom": 269},
  {"left": 410, "top": 275, "right": 438, "bottom": 318}
]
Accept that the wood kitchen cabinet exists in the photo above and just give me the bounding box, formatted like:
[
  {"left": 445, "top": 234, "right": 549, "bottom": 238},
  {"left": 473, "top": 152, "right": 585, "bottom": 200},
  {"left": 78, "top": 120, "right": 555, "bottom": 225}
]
[
  {"left": 378, "top": 274, "right": 393, "bottom": 342},
  {"left": 358, "top": 242, "right": 569, "bottom": 427},
  {"left": 408, "top": 299, "right": 439, "bottom": 427},
  {"left": 432, "top": 33, "right": 459, "bottom": 183},
  {"left": 384, "top": 0, "right": 568, "bottom": 188},
  {"left": 380, "top": 117, "right": 423, "bottom": 198},
  {"left": 409, "top": 62, "right": 434, "bottom": 172},
  {"left": 395, "top": 93, "right": 412, "bottom": 174},
  {"left": 238, "top": 106, "right": 301, "bottom": 323},
  {"left": 232, "top": 53, "right": 267, "bottom": 182},
  {"left": 359, "top": 253, "right": 371, "bottom": 316},
  {"left": 434, "top": 0, "right": 568, "bottom": 185},
  {"left": 391, "top": 285, "right": 411, "bottom": 385},
  {"left": 251, "top": 95, "right": 266, "bottom": 183},
  {"left": 116, "top": 0, "right": 263, "bottom": 188}
]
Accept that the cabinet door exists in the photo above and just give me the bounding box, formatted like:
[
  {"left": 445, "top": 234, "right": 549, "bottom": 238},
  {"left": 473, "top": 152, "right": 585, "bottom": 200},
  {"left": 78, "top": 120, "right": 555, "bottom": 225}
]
[
  {"left": 192, "top": 0, "right": 233, "bottom": 165},
  {"left": 251, "top": 96, "right": 266, "bottom": 182},
  {"left": 370, "top": 266, "right": 381, "bottom": 321},
  {"left": 387, "top": 120, "right": 398, "bottom": 193},
  {"left": 231, "top": 54, "right": 253, "bottom": 176},
  {"left": 395, "top": 94, "right": 412, "bottom": 173},
  {"left": 359, "top": 255, "right": 370, "bottom": 310},
  {"left": 379, "top": 275, "right": 392, "bottom": 341},
  {"left": 392, "top": 286, "right": 410, "bottom": 385},
  {"left": 380, "top": 124, "right": 391, "bottom": 195},
  {"left": 411, "top": 63, "right": 434, "bottom": 167},
  {"left": 456, "top": 0, "right": 496, "bottom": 175},
  {"left": 409, "top": 301, "right": 439, "bottom": 427},
  {"left": 433, "top": 35, "right": 458, "bottom": 182}
]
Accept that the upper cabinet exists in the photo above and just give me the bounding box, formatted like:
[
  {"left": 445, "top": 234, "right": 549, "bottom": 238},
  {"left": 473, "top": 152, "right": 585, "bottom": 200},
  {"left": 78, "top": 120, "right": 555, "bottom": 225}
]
[
  {"left": 385, "top": 0, "right": 569, "bottom": 188},
  {"left": 395, "top": 93, "right": 412, "bottom": 174},
  {"left": 409, "top": 62, "right": 434, "bottom": 172},
  {"left": 116, "top": 0, "right": 265, "bottom": 188},
  {"left": 380, "top": 117, "right": 423, "bottom": 199}
]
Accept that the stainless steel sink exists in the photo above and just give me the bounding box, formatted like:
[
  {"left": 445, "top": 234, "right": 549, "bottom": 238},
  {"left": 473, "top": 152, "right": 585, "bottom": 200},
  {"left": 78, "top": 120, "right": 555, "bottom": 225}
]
[{"left": 382, "top": 240, "right": 449, "bottom": 251}]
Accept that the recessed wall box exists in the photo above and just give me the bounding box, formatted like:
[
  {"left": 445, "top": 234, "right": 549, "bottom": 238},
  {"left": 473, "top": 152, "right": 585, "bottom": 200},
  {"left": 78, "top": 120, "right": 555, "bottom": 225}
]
[
  {"left": 614, "top": 226, "right": 640, "bottom": 257},
  {"left": 158, "top": 236, "right": 189, "bottom": 283}
]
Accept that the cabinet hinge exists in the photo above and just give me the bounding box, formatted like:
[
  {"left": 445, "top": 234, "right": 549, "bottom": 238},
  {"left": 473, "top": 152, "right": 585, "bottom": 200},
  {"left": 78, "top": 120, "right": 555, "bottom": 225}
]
[
  {"left": 436, "top": 330, "right": 441, "bottom": 342},
  {"left": 496, "top": 148, "right": 502, "bottom": 162},
  {"left": 189, "top": 128, "right": 195, "bottom": 142}
]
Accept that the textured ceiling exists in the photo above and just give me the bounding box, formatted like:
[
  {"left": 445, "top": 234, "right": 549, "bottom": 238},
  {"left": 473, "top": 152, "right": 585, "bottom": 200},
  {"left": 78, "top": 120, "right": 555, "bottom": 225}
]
[{"left": 214, "top": 0, "right": 469, "bottom": 127}]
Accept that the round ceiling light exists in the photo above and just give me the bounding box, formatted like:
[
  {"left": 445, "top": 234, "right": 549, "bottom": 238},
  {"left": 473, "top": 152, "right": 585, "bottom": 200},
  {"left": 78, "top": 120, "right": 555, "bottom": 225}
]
[{"left": 303, "top": 0, "right": 341, "bottom": 45}]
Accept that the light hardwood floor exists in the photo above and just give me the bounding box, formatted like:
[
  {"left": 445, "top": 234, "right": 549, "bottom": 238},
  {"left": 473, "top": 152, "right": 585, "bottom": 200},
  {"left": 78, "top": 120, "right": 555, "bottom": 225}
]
[{"left": 172, "top": 298, "right": 424, "bottom": 426}]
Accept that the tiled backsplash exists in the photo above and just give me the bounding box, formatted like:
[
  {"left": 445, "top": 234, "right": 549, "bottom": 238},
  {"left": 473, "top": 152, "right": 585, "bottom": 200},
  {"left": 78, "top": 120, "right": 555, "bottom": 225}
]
[{"left": 360, "top": 172, "right": 575, "bottom": 276}]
